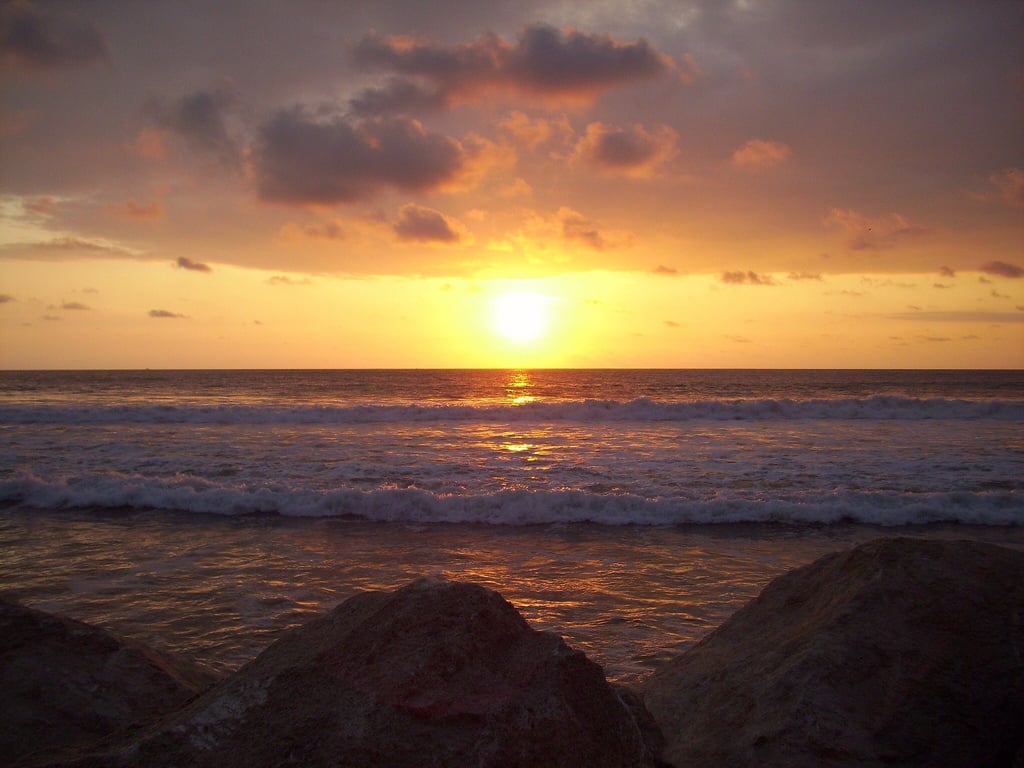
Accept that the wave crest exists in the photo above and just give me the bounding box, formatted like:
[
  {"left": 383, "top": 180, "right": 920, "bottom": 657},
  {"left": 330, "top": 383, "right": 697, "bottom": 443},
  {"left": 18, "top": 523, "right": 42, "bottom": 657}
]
[{"left": 1, "top": 396, "right": 1021, "bottom": 425}]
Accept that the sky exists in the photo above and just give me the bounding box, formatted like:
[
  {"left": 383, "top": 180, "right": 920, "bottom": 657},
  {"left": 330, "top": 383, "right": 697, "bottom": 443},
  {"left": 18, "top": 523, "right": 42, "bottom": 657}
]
[{"left": 0, "top": 0, "right": 1022, "bottom": 369}]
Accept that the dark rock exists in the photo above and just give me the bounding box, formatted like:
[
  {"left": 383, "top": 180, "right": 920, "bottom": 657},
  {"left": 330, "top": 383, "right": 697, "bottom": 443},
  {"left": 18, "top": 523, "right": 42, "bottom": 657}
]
[
  {"left": 43, "top": 577, "right": 664, "bottom": 767},
  {"left": 642, "top": 537, "right": 1024, "bottom": 768},
  {"left": 0, "top": 595, "right": 218, "bottom": 765}
]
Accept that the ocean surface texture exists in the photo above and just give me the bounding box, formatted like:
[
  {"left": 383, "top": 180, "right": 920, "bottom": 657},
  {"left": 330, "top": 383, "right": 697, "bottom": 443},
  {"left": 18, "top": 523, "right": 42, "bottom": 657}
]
[{"left": 1, "top": 369, "right": 1022, "bottom": 682}]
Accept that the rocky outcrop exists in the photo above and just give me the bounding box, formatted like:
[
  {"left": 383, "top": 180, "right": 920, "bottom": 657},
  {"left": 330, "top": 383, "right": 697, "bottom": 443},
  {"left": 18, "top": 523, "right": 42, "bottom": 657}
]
[
  {"left": 642, "top": 538, "right": 1024, "bottom": 768},
  {"left": 41, "top": 577, "right": 664, "bottom": 768},
  {"left": 1, "top": 595, "right": 218, "bottom": 766}
]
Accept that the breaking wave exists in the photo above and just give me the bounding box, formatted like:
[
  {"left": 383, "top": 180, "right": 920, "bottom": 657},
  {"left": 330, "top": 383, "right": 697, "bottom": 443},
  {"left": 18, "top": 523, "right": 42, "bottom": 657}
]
[{"left": 1, "top": 396, "right": 1021, "bottom": 425}]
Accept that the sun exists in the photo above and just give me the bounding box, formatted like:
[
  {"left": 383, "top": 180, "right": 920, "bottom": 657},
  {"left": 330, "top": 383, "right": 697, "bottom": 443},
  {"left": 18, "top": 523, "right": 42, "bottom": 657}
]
[{"left": 490, "top": 291, "right": 550, "bottom": 343}]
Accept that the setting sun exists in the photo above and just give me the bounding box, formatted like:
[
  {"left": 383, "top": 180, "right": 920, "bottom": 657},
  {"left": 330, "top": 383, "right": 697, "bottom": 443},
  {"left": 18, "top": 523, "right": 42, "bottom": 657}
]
[{"left": 490, "top": 291, "right": 551, "bottom": 344}]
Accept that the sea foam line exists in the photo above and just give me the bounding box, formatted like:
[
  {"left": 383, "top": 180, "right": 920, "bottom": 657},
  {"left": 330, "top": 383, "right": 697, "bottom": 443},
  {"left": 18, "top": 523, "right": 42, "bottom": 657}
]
[
  {"left": 2, "top": 472, "right": 1020, "bottom": 527},
  {"left": 1, "top": 396, "right": 1022, "bottom": 425}
]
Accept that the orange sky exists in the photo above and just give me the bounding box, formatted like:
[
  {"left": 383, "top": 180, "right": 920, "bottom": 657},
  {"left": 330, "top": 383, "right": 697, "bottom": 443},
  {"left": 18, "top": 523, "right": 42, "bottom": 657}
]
[{"left": 1, "top": 1, "right": 1022, "bottom": 368}]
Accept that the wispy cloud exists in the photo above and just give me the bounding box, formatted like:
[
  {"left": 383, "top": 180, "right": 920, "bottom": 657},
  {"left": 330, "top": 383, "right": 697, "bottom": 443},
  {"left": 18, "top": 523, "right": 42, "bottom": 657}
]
[
  {"left": 824, "top": 208, "right": 925, "bottom": 250},
  {"left": 978, "top": 260, "right": 1023, "bottom": 278},
  {"left": 731, "top": 139, "right": 791, "bottom": 170},
  {"left": 887, "top": 311, "right": 1024, "bottom": 323},
  {"left": 148, "top": 309, "right": 187, "bottom": 319}
]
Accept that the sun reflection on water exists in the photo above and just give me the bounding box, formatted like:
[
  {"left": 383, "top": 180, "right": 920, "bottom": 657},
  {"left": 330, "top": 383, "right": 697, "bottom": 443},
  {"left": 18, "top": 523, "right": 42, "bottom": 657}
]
[{"left": 504, "top": 370, "right": 537, "bottom": 404}]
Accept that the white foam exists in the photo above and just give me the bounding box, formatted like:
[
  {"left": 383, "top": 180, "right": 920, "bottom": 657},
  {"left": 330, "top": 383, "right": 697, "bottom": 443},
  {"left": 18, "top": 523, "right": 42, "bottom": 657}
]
[{"left": 2, "top": 471, "right": 1020, "bottom": 527}]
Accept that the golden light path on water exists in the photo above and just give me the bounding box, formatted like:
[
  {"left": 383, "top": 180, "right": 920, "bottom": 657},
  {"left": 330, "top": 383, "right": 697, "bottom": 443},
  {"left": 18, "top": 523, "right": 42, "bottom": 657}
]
[{"left": 2, "top": 510, "right": 1022, "bottom": 686}]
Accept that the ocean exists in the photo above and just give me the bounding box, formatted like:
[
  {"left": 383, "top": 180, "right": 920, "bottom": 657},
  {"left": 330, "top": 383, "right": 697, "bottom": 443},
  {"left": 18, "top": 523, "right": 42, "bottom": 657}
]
[{"left": 1, "top": 369, "right": 1022, "bottom": 684}]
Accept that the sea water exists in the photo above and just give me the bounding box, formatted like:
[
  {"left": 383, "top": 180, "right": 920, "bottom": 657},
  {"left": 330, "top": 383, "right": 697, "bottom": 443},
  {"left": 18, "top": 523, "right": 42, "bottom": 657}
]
[{"left": 1, "top": 369, "right": 1022, "bottom": 683}]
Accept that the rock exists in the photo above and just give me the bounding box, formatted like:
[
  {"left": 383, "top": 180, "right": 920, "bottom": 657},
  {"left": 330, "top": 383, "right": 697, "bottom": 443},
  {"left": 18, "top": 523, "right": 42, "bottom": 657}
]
[
  {"left": 0, "top": 595, "right": 218, "bottom": 765},
  {"left": 43, "top": 577, "right": 664, "bottom": 767},
  {"left": 642, "top": 537, "right": 1024, "bottom": 768}
]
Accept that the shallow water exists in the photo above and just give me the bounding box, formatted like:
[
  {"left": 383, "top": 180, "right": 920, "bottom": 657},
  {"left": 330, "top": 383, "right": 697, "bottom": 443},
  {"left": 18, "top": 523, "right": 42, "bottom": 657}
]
[{"left": 2, "top": 508, "right": 1021, "bottom": 685}]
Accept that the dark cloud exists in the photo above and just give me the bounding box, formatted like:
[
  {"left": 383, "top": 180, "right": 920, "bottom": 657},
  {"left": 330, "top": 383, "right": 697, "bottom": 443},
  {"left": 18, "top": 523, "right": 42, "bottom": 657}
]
[
  {"left": 350, "top": 24, "right": 675, "bottom": 114},
  {"left": 0, "top": 294, "right": 13, "bottom": 303},
  {"left": 256, "top": 110, "right": 465, "bottom": 204},
  {"left": 979, "top": 260, "right": 1023, "bottom": 278},
  {"left": 787, "top": 271, "right": 822, "bottom": 281},
  {"left": 149, "top": 88, "right": 240, "bottom": 168},
  {"left": 573, "top": 122, "right": 677, "bottom": 173},
  {"left": 664, "top": 319, "right": 680, "bottom": 328},
  {"left": 149, "top": 309, "right": 187, "bottom": 319},
  {"left": 938, "top": 266, "right": 956, "bottom": 277},
  {"left": 348, "top": 77, "right": 446, "bottom": 117},
  {"left": 652, "top": 265, "right": 678, "bottom": 276},
  {"left": 0, "top": 2, "right": 107, "bottom": 72},
  {"left": 176, "top": 256, "right": 212, "bottom": 272},
  {"left": 61, "top": 301, "right": 90, "bottom": 310},
  {"left": 393, "top": 204, "right": 462, "bottom": 243},
  {"left": 720, "top": 270, "right": 777, "bottom": 285}
]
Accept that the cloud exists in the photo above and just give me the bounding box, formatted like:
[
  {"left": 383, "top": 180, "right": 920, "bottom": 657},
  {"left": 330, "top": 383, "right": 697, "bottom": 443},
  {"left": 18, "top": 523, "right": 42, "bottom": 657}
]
[
  {"left": 664, "top": 319, "right": 680, "bottom": 328},
  {"left": 304, "top": 220, "right": 346, "bottom": 240},
  {"left": 350, "top": 24, "right": 676, "bottom": 113},
  {"left": 176, "top": 256, "right": 212, "bottom": 272},
  {"left": 149, "top": 309, "right": 187, "bottom": 319},
  {"left": 720, "top": 270, "right": 778, "bottom": 285},
  {"left": 498, "top": 111, "right": 573, "bottom": 150},
  {"left": 572, "top": 122, "right": 678, "bottom": 176},
  {"left": 558, "top": 207, "right": 609, "bottom": 250},
  {"left": 824, "top": 208, "right": 925, "bottom": 250},
  {"left": 731, "top": 139, "right": 792, "bottom": 170},
  {"left": 149, "top": 87, "right": 240, "bottom": 168},
  {"left": 61, "top": 301, "right": 90, "bottom": 310},
  {"left": 652, "top": 265, "right": 678, "bottom": 276},
  {"left": 938, "top": 265, "right": 956, "bottom": 277},
  {"left": 0, "top": 294, "right": 14, "bottom": 303},
  {"left": 887, "top": 311, "right": 1024, "bottom": 323},
  {"left": 787, "top": 271, "right": 822, "bottom": 281},
  {"left": 978, "top": 260, "right": 1023, "bottom": 278},
  {"left": 393, "top": 204, "right": 464, "bottom": 244},
  {"left": 0, "top": 2, "right": 107, "bottom": 72},
  {"left": 106, "top": 200, "right": 164, "bottom": 220},
  {"left": 0, "top": 236, "right": 140, "bottom": 261},
  {"left": 256, "top": 110, "right": 466, "bottom": 204},
  {"left": 348, "top": 77, "right": 446, "bottom": 117},
  {"left": 986, "top": 168, "right": 1024, "bottom": 208},
  {"left": 266, "top": 275, "right": 312, "bottom": 286}
]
